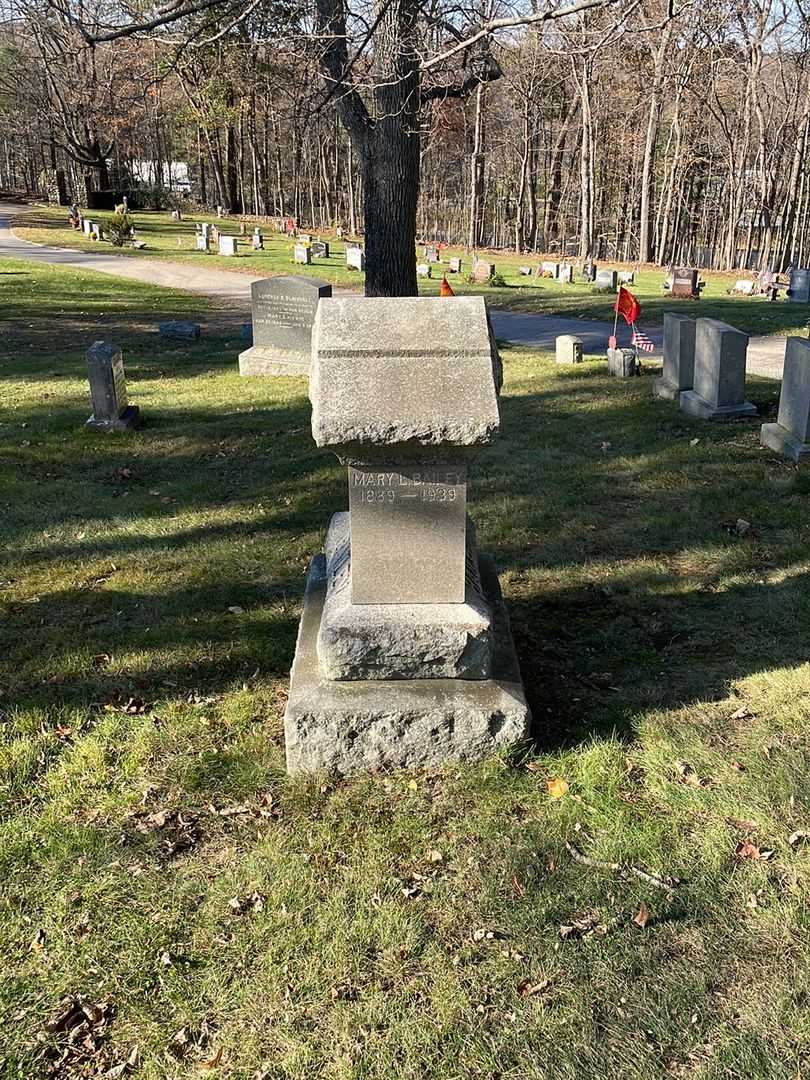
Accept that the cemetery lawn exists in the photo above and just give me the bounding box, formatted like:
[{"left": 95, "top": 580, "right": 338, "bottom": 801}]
[
  {"left": 14, "top": 206, "right": 810, "bottom": 338},
  {"left": 4, "top": 254, "right": 810, "bottom": 1079}
]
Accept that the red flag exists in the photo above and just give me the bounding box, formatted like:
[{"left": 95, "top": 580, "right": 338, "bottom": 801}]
[
  {"left": 440, "top": 276, "right": 455, "bottom": 297},
  {"left": 614, "top": 286, "right": 641, "bottom": 325}
]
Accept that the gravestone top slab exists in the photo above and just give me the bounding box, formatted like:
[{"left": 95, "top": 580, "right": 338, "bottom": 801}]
[{"left": 310, "top": 296, "right": 501, "bottom": 452}]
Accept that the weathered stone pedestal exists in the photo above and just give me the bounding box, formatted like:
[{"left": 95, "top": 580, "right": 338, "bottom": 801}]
[
  {"left": 284, "top": 296, "right": 530, "bottom": 774},
  {"left": 679, "top": 318, "right": 756, "bottom": 420},
  {"left": 654, "top": 313, "right": 695, "bottom": 400},
  {"left": 760, "top": 337, "right": 810, "bottom": 462}
]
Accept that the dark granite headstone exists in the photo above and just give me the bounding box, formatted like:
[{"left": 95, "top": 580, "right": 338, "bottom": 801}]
[
  {"left": 86, "top": 342, "right": 141, "bottom": 430},
  {"left": 239, "top": 275, "right": 331, "bottom": 377}
]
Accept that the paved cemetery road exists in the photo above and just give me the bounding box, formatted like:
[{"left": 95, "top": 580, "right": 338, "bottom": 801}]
[
  {"left": 0, "top": 202, "right": 258, "bottom": 302},
  {"left": 488, "top": 311, "right": 785, "bottom": 380},
  {"left": 0, "top": 203, "right": 785, "bottom": 378}
]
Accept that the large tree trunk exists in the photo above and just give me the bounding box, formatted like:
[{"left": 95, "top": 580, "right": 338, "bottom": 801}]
[{"left": 317, "top": 0, "right": 420, "bottom": 296}]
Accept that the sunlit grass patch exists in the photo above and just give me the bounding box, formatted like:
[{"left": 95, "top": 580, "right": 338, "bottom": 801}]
[{"left": 1, "top": 260, "right": 810, "bottom": 1077}]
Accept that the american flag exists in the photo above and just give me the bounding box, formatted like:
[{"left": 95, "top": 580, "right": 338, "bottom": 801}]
[{"left": 631, "top": 326, "right": 656, "bottom": 353}]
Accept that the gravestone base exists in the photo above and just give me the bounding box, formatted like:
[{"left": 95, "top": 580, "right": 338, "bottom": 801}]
[
  {"left": 760, "top": 422, "right": 810, "bottom": 463},
  {"left": 86, "top": 404, "right": 141, "bottom": 431},
  {"left": 679, "top": 390, "right": 757, "bottom": 421},
  {"left": 238, "top": 345, "right": 309, "bottom": 377},
  {"left": 652, "top": 375, "right": 681, "bottom": 401},
  {"left": 317, "top": 513, "right": 493, "bottom": 681},
  {"left": 285, "top": 552, "right": 531, "bottom": 775}
]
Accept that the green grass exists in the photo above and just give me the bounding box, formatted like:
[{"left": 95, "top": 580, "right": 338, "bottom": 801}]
[
  {"left": 2, "top": 256, "right": 810, "bottom": 1078},
  {"left": 14, "top": 206, "right": 810, "bottom": 336}
]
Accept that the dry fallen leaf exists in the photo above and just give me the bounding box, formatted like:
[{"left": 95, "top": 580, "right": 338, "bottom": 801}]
[
  {"left": 632, "top": 902, "right": 650, "bottom": 929},
  {"left": 425, "top": 849, "right": 444, "bottom": 864},
  {"left": 517, "top": 978, "right": 550, "bottom": 998},
  {"left": 735, "top": 839, "right": 761, "bottom": 860},
  {"left": 546, "top": 777, "right": 569, "bottom": 799},
  {"left": 200, "top": 1046, "right": 224, "bottom": 1069}
]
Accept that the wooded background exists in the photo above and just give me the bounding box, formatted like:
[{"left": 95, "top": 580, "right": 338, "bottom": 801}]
[{"left": 1, "top": 0, "right": 808, "bottom": 271}]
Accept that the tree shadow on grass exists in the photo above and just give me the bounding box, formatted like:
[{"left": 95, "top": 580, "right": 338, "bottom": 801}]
[{"left": 4, "top": 356, "right": 809, "bottom": 762}]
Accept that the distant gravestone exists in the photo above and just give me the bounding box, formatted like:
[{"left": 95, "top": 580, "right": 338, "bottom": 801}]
[
  {"left": 240, "top": 222, "right": 246, "bottom": 236},
  {"left": 671, "top": 268, "right": 699, "bottom": 299},
  {"left": 519, "top": 266, "right": 532, "bottom": 276},
  {"left": 448, "top": 257, "right": 463, "bottom": 274},
  {"left": 298, "top": 233, "right": 312, "bottom": 244},
  {"left": 424, "top": 245, "right": 439, "bottom": 263},
  {"left": 787, "top": 269, "right": 810, "bottom": 304},
  {"left": 654, "top": 313, "right": 696, "bottom": 401},
  {"left": 294, "top": 243, "right": 311, "bottom": 265},
  {"left": 311, "top": 240, "right": 330, "bottom": 259},
  {"left": 679, "top": 318, "right": 756, "bottom": 420},
  {"left": 417, "top": 263, "right": 431, "bottom": 278},
  {"left": 618, "top": 270, "right": 635, "bottom": 285},
  {"left": 82, "top": 219, "right": 92, "bottom": 237},
  {"left": 336, "top": 227, "right": 344, "bottom": 238},
  {"left": 252, "top": 228, "right": 264, "bottom": 251},
  {"left": 583, "top": 259, "right": 597, "bottom": 282},
  {"left": 196, "top": 231, "right": 209, "bottom": 252},
  {"left": 239, "top": 275, "right": 331, "bottom": 377},
  {"left": 540, "top": 261, "right": 559, "bottom": 278},
  {"left": 559, "top": 264, "right": 574, "bottom": 284},
  {"left": 283, "top": 296, "right": 529, "bottom": 774},
  {"left": 346, "top": 246, "right": 365, "bottom": 271},
  {"left": 171, "top": 209, "right": 181, "bottom": 221},
  {"left": 219, "top": 235, "right": 238, "bottom": 256},
  {"left": 159, "top": 321, "right": 201, "bottom": 341},
  {"left": 595, "top": 269, "right": 617, "bottom": 290},
  {"left": 91, "top": 223, "right": 103, "bottom": 241},
  {"left": 472, "top": 260, "right": 494, "bottom": 283},
  {"left": 734, "top": 279, "right": 755, "bottom": 296},
  {"left": 556, "top": 335, "right": 583, "bottom": 365},
  {"left": 85, "top": 342, "right": 141, "bottom": 430},
  {"left": 760, "top": 337, "right": 810, "bottom": 461}
]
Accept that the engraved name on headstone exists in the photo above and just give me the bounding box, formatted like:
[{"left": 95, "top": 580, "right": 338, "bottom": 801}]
[{"left": 239, "top": 275, "right": 331, "bottom": 377}]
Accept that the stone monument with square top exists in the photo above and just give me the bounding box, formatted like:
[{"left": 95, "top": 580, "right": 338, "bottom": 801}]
[
  {"left": 760, "top": 337, "right": 810, "bottom": 461},
  {"left": 284, "top": 296, "right": 530, "bottom": 774},
  {"left": 85, "top": 341, "right": 141, "bottom": 430},
  {"left": 239, "top": 275, "right": 331, "bottom": 377}
]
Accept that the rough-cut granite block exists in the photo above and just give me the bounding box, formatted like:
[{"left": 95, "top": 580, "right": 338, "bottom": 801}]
[
  {"left": 316, "top": 512, "right": 493, "bottom": 680},
  {"left": 284, "top": 553, "right": 530, "bottom": 774},
  {"left": 310, "top": 297, "right": 502, "bottom": 454}
]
